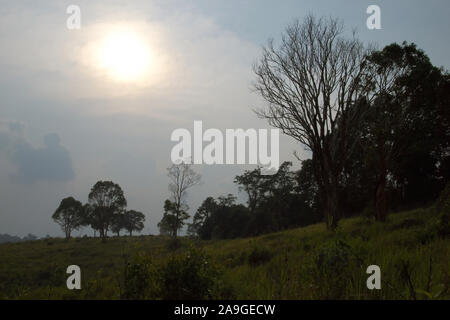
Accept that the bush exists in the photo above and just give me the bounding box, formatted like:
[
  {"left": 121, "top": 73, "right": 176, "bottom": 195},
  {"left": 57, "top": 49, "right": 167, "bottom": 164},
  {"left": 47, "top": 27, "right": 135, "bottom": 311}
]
[
  {"left": 315, "top": 240, "right": 351, "bottom": 274},
  {"left": 121, "top": 252, "right": 157, "bottom": 299},
  {"left": 120, "top": 246, "right": 233, "bottom": 300},
  {"left": 247, "top": 246, "right": 273, "bottom": 267},
  {"left": 157, "top": 246, "right": 232, "bottom": 299},
  {"left": 306, "top": 239, "right": 359, "bottom": 299}
]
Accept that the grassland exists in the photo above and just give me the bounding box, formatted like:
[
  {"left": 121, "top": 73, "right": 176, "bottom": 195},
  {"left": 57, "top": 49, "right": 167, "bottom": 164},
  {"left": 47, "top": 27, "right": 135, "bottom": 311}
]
[{"left": 0, "top": 206, "right": 448, "bottom": 299}]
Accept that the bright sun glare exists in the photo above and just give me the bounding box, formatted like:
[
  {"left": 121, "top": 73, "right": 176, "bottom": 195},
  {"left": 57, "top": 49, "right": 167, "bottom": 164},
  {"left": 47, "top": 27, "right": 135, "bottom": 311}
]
[{"left": 97, "top": 31, "right": 151, "bottom": 82}]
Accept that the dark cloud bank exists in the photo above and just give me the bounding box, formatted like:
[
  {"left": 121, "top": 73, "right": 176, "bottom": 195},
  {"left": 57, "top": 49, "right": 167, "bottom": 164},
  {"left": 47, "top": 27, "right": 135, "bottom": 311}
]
[{"left": 0, "top": 121, "right": 74, "bottom": 184}]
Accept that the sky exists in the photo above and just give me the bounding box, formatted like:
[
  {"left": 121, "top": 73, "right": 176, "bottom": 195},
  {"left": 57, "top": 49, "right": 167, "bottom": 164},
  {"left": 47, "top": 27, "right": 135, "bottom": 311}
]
[{"left": 0, "top": 0, "right": 449, "bottom": 237}]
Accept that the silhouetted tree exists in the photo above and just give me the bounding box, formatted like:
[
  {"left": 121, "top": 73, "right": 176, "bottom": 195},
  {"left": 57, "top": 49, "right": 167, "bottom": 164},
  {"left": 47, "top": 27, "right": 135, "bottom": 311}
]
[
  {"left": 158, "top": 199, "right": 188, "bottom": 237},
  {"left": 159, "top": 162, "right": 201, "bottom": 238},
  {"left": 234, "top": 168, "right": 266, "bottom": 215},
  {"left": 123, "top": 210, "right": 145, "bottom": 236},
  {"left": 52, "top": 196, "right": 84, "bottom": 239},
  {"left": 87, "top": 181, "right": 127, "bottom": 240},
  {"left": 110, "top": 211, "right": 126, "bottom": 236},
  {"left": 360, "top": 42, "right": 450, "bottom": 220},
  {"left": 188, "top": 196, "right": 218, "bottom": 236}
]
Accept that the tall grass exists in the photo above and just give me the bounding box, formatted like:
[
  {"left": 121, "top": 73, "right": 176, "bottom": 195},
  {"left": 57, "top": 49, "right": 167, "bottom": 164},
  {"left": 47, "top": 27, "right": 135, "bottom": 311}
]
[{"left": 0, "top": 207, "right": 448, "bottom": 299}]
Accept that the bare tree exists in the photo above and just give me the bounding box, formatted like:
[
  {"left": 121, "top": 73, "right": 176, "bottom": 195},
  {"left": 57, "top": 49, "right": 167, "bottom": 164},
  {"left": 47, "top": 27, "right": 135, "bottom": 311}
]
[
  {"left": 166, "top": 162, "right": 201, "bottom": 238},
  {"left": 253, "top": 15, "right": 376, "bottom": 230}
]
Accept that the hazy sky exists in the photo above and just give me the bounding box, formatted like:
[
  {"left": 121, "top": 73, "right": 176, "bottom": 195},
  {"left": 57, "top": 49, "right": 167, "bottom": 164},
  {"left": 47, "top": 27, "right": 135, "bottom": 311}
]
[{"left": 1, "top": 0, "right": 449, "bottom": 237}]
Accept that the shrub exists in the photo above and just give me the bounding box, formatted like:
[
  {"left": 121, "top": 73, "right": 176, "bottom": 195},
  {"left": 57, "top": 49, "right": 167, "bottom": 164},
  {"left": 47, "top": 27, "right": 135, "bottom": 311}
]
[
  {"left": 315, "top": 240, "right": 351, "bottom": 274},
  {"left": 306, "top": 239, "right": 359, "bottom": 299},
  {"left": 119, "top": 246, "right": 233, "bottom": 300},
  {"left": 121, "top": 252, "right": 156, "bottom": 299},
  {"left": 157, "top": 246, "right": 231, "bottom": 299}
]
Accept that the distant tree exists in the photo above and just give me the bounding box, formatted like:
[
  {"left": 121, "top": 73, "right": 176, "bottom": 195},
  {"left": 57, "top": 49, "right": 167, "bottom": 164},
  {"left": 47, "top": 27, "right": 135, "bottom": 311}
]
[
  {"left": 87, "top": 181, "right": 127, "bottom": 240},
  {"left": 160, "top": 162, "right": 201, "bottom": 239},
  {"left": 23, "top": 233, "right": 38, "bottom": 241},
  {"left": 188, "top": 197, "right": 218, "bottom": 236},
  {"left": 123, "top": 210, "right": 145, "bottom": 236},
  {"left": 82, "top": 203, "right": 97, "bottom": 236},
  {"left": 253, "top": 15, "right": 378, "bottom": 230},
  {"left": 158, "top": 199, "right": 189, "bottom": 237},
  {"left": 234, "top": 168, "right": 266, "bottom": 214},
  {"left": 52, "top": 196, "right": 84, "bottom": 239},
  {"left": 110, "top": 211, "right": 126, "bottom": 236},
  {"left": 158, "top": 213, "right": 175, "bottom": 236},
  {"left": 259, "top": 162, "right": 299, "bottom": 231},
  {"left": 0, "top": 234, "right": 22, "bottom": 243}
]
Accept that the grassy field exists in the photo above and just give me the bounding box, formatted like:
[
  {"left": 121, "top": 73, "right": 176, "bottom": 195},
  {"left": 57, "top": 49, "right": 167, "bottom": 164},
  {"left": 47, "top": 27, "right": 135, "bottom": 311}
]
[{"left": 0, "top": 206, "right": 448, "bottom": 300}]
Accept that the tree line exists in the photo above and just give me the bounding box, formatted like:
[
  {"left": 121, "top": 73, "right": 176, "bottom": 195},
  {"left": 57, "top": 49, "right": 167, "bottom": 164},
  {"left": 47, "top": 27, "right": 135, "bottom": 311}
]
[{"left": 52, "top": 181, "right": 145, "bottom": 239}]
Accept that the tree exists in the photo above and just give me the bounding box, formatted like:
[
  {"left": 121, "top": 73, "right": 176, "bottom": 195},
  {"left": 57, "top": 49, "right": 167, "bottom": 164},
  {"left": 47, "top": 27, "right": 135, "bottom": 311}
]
[
  {"left": 110, "top": 211, "right": 126, "bottom": 236},
  {"left": 161, "top": 162, "right": 201, "bottom": 238},
  {"left": 52, "top": 196, "right": 84, "bottom": 239},
  {"left": 234, "top": 168, "right": 266, "bottom": 214},
  {"left": 188, "top": 197, "right": 218, "bottom": 236},
  {"left": 360, "top": 42, "right": 450, "bottom": 220},
  {"left": 253, "top": 15, "right": 377, "bottom": 230},
  {"left": 158, "top": 199, "right": 188, "bottom": 237},
  {"left": 193, "top": 195, "right": 250, "bottom": 239},
  {"left": 87, "top": 181, "right": 127, "bottom": 240},
  {"left": 123, "top": 210, "right": 145, "bottom": 236}
]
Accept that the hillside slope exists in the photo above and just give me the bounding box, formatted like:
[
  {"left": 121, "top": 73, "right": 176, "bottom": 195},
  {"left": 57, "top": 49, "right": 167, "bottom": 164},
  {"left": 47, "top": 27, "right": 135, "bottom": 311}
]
[{"left": 0, "top": 207, "right": 448, "bottom": 299}]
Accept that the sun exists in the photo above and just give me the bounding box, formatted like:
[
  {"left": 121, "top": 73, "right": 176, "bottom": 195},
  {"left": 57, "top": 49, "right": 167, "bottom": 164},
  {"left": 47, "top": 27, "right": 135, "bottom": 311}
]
[{"left": 96, "top": 30, "right": 152, "bottom": 82}]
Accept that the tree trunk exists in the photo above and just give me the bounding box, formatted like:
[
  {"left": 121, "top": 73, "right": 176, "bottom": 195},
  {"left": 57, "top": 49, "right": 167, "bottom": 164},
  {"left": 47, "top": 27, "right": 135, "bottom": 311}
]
[
  {"left": 374, "top": 148, "right": 388, "bottom": 222},
  {"left": 314, "top": 150, "right": 341, "bottom": 231},
  {"left": 374, "top": 171, "right": 387, "bottom": 222},
  {"left": 323, "top": 183, "right": 340, "bottom": 230},
  {"left": 174, "top": 204, "right": 180, "bottom": 239}
]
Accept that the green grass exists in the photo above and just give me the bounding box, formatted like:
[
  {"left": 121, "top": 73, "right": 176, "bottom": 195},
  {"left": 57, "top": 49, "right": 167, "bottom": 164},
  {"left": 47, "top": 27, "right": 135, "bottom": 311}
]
[{"left": 0, "top": 207, "right": 448, "bottom": 299}]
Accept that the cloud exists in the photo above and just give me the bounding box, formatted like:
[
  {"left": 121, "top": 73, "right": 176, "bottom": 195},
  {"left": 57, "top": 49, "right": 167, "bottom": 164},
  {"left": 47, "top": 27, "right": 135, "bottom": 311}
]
[{"left": 0, "top": 121, "right": 74, "bottom": 183}]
